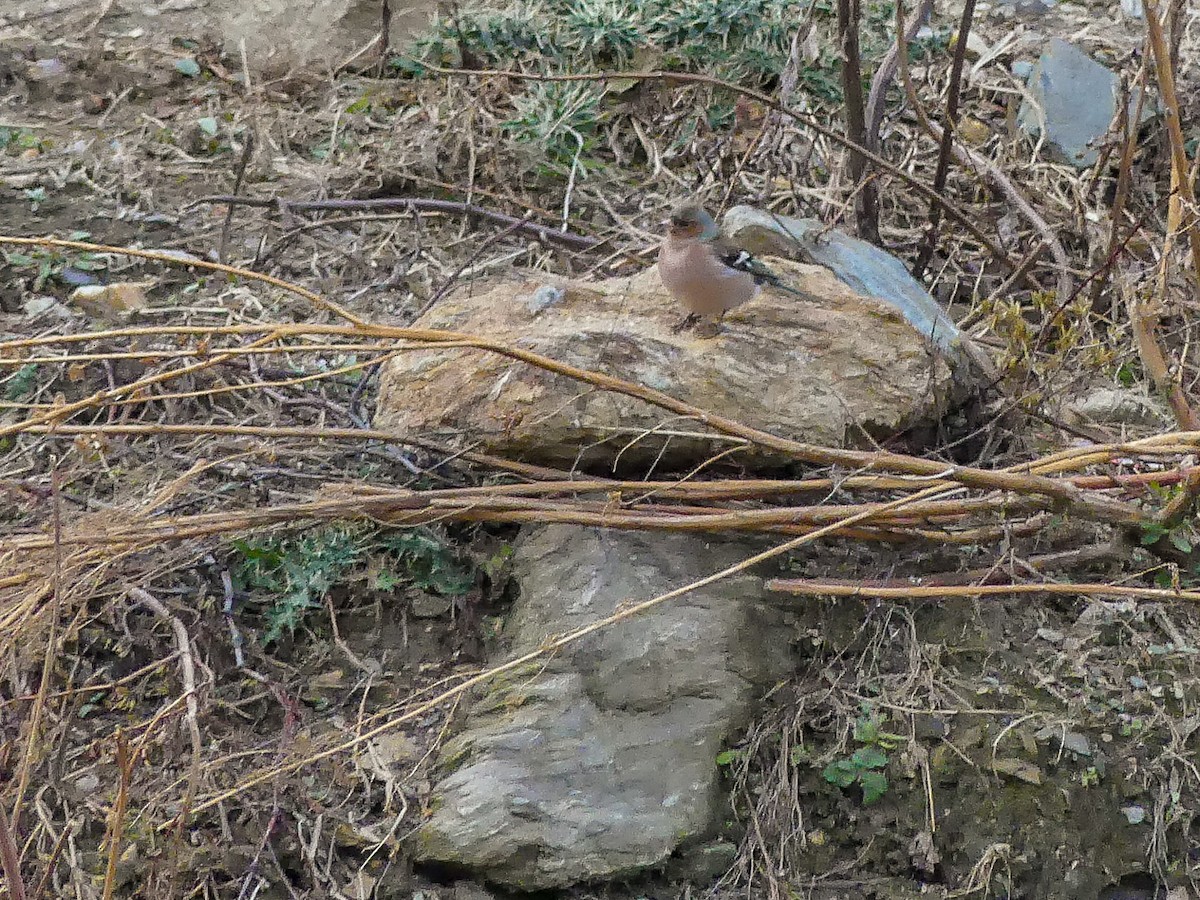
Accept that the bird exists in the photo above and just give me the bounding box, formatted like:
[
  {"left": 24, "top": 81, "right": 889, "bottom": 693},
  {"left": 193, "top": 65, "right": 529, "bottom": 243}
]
[{"left": 656, "top": 203, "right": 796, "bottom": 334}]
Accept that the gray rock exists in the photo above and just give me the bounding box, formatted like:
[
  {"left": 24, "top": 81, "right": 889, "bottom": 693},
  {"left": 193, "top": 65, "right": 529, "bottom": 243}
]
[
  {"left": 23, "top": 294, "right": 74, "bottom": 320},
  {"left": 1064, "top": 387, "right": 1171, "bottom": 429},
  {"left": 412, "top": 526, "right": 794, "bottom": 889},
  {"left": 721, "top": 206, "right": 987, "bottom": 375},
  {"left": 665, "top": 839, "right": 740, "bottom": 882},
  {"left": 990, "top": 0, "right": 1056, "bottom": 18},
  {"left": 1017, "top": 39, "right": 1148, "bottom": 169},
  {"left": 1063, "top": 731, "right": 1092, "bottom": 756},
  {"left": 376, "top": 228, "right": 981, "bottom": 471}
]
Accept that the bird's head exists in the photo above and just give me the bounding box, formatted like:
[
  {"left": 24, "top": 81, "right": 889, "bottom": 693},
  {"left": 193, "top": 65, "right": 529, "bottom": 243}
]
[{"left": 664, "top": 204, "right": 719, "bottom": 241}]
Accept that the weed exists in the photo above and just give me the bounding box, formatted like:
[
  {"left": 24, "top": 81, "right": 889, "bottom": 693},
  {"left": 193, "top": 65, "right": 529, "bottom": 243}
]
[
  {"left": 397, "top": 0, "right": 892, "bottom": 172},
  {"left": 4, "top": 237, "right": 107, "bottom": 291},
  {"left": 231, "top": 525, "right": 477, "bottom": 645},
  {"left": 4, "top": 364, "right": 39, "bottom": 401},
  {"left": 716, "top": 748, "right": 746, "bottom": 767},
  {"left": 377, "top": 529, "right": 476, "bottom": 596},
  {"left": 502, "top": 81, "right": 604, "bottom": 174},
  {"left": 821, "top": 705, "right": 902, "bottom": 805},
  {"left": 0, "top": 126, "right": 46, "bottom": 154}
]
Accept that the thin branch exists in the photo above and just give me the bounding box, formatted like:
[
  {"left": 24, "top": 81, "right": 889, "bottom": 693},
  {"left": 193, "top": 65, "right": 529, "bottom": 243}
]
[
  {"left": 864, "top": 0, "right": 933, "bottom": 153},
  {"left": 191, "top": 195, "right": 603, "bottom": 251},
  {"left": 836, "top": 0, "right": 879, "bottom": 242},
  {"left": 912, "top": 0, "right": 977, "bottom": 279},
  {"left": 894, "top": 6, "right": 1071, "bottom": 301},
  {"left": 0, "top": 803, "right": 26, "bottom": 900},
  {"left": 767, "top": 579, "right": 1200, "bottom": 603}
]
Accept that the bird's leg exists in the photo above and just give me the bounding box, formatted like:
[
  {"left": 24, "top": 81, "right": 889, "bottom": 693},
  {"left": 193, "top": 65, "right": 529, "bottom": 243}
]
[{"left": 671, "top": 312, "right": 701, "bottom": 333}]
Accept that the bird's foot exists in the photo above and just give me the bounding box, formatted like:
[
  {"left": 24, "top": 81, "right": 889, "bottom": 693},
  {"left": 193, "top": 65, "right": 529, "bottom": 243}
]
[{"left": 671, "top": 313, "right": 701, "bottom": 333}]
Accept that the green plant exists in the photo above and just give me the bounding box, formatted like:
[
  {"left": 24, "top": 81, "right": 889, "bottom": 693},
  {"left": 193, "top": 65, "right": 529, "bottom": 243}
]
[
  {"left": 715, "top": 748, "right": 745, "bottom": 767},
  {"left": 377, "top": 529, "right": 476, "bottom": 596},
  {"left": 823, "top": 746, "right": 889, "bottom": 804},
  {"left": 562, "top": 0, "right": 645, "bottom": 64},
  {"left": 231, "top": 525, "right": 476, "bottom": 644},
  {"left": 821, "top": 705, "right": 902, "bottom": 805},
  {"left": 233, "top": 526, "right": 366, "bottom": 644},
  {"left": 0, "top": 126, "right": 46, "bottom": 153},
  {"left": 502, "top": 81, "right": 604, "bottom": 174},
  {"left": 4, "top": 363, "right": 39, "bottom": 401},
  {"left": 3, "top": 237, "right": 106, "bottom": 291}
]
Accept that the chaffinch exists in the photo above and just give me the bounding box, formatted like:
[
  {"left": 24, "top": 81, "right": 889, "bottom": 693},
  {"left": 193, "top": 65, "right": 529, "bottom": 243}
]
[{"left": 656, "top": 203, "right": 796, "bottom": 334}]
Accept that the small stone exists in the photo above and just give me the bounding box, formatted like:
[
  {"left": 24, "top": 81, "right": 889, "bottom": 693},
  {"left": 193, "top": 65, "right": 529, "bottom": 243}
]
[
  {"left": 24, "top": 295, "right": 74, "bottom": 320},
  {"left": 1062, "top": 732, "right": 1091, "bottom": 756},
  {"left": 69, "top": 282, "right": 150, "bottom": 318},
  {"left": 1012, "top": 60, "right": 1034, "bottom": 80},
  {"left": 913, "top": 714, "right": 948, "bottom": 740},
  {"left": 73, "top": 773, "right": 101, "bottom": 793},
  {"left": 1017, "top": 39, "right": 1153, "bottom": 169},
  {"left": 82, "top": 93, "right": 109, "bottom": 114},
  {"left": 410, "top": 593, "right": 453, "bottom": 618},
  {"left": 1122, "top": 805, "right": 1147, "bottom": 825},
  {"left": 992, "top": 757, "right": 1043, "bottom": 784},
  {"left": 452, "top": 881, "right": 496, "bottom": 900},
  {"left": 525, "top": 284, "right": 564, "bottom": 314}
]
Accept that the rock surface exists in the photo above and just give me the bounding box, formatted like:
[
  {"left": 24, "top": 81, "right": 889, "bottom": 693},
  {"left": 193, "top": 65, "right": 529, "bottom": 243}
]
[
  {"left": 1016, "top": 39, "right": 1144, "bottom": 169},
  {"left": 376, "top": 244, "right": 978, "bottom": 471},
  {"left": 720, "top": 206, "right": 976, "bottom": 369},
  {"left": 413, "top": 525, "right": 794, "bottom": 889}
]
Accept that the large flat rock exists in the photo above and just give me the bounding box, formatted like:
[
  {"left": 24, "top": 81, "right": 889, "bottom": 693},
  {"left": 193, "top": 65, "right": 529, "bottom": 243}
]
[{"left": 375, "top": 255, "right": 978, "bottom": 472}]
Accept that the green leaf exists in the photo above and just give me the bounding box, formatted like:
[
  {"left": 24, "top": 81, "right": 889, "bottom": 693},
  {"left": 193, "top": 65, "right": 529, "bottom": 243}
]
[
  {"left": 853, "top": 716, "right": 879, "bottom": 744},
  {"left": 1170, "top": 531, "right": 1193, "bottom": 554},
  {"left": 859, "top": 770, "right": 888, "bottom": 804},
  {"left": 715, "top": 750, "right": 739, "bottom": 766},
  {"left": 822, "top": 760, "right": 858, "bottom": 788},
  {"left": 67, "top": 230, "right": 91, "bottom": 241},
  {"left": 4, "top": 364, "right": 39, "bottom": 401},
  {"left": 174, "top": 57, "right": 202, "bottom": 77},
  {"left": 851, "top": 746, "right": 889, "bottom": 770},
  {"left": 345, "top": 95, "right": 371, "bottom": 114},
  {"left": 197, "top": 116, "right": 218, "bottom": 136},
  {"left": 375, "top": 569, "right": 402, "bottom": 591},
  {"left": 1140, "top": 523, "right": 1167, "bottom": 546}
]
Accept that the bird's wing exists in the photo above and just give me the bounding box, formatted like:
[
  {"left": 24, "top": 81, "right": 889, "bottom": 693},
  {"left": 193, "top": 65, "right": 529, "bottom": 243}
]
[{"left": 713, "top": 241, "right": 780, "bottom": 285}]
